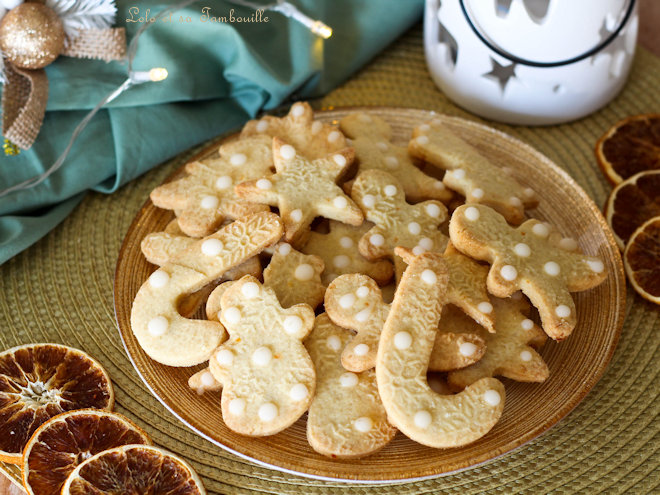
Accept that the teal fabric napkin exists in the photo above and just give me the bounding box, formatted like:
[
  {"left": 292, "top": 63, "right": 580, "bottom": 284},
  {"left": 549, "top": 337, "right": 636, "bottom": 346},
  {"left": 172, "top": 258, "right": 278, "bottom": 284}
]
[{"left": 0, "top": 0, "right": 423, "bottom": 264}]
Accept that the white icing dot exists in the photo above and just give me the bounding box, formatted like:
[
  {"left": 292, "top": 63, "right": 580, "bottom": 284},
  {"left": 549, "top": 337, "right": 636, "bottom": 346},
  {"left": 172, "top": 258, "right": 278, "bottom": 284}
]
[
  {"left": 228, "top": 398, "right": 246, "bottom": 416},
  {"left": 230, "top": 153, "right": 247, "bottom": 166},
  {"left": 471, "top": 188, "right": 484, "bottom": 199},
  {"left": 294, "top": 263, "right": 314, "bottom": 281},
  {"left": 256, "top": 120, "right": 268, "bottom": 132},
  {"left": 500, "top": 265, "right": 518, "bottom": 281},
  {"left": 414, "top": 410, "right": 432, "bottom": 429},
  {"left": 478, "top": 302, "right": 493, "bottom": 314},
  {"left": 328, "top": 131, "right": 342, "bottom": 143},
  {"left": 509, "top": 196, "right": 522, "bottom": 207},
  {"left": 289, "top": 383, "right": 308, "bottom": 401},
  {"left": 339, "top": 236, "right": 353, "bottom": 249},
  {"left": 147, "top": 316, "right": 168, "bottom": 337},
  {"left": 452, "top": 169, "right": 466, "bottom": 180},
  {"left": 413, "top": 246, "right": 426, "bottom": 256},
  {"left": 256, "top": 178, "right": 272, "bottom": 190},
  {"left": 587, "top": 259, "right": 604, "bottom": 273},
  {"left": 459, "top": 342, "right": 477, "bottom": 357},
  {"left": 404, "top": 222, "right": 420, "bottom": 235},
  {"left": 354, "top": 417, "right": 373, "bottom": 432},
  {"left": 148, "top": 270, "right": 169, "bottom": 288},
  {"left": 555, "top": 305, "right": 571, "bottom": 318},
  {"left": 241, "top": 281, "right": 260, "bottom": 299},
  {"left": 339, "top": 293, "right": 356, "bottom": 309},
  {"left": 426, "top": 204, "right": 441, "bottom": 218},
  {"left": 514, "top": 243, "right": 531, "bottom": 257},
  {"left": 201, "top": 372, "right": 215, "bottom": 387},
  {"left": 416, "top": 135, "right": 429, "bottom": 145},
  {"left": 394, "top": 331, "right": 412, "bottom": 349},
  {"left": 521, "top": 319, "right": 534, "bottom": 330},
  {"left": 333, "top": 196, "right": 348, "bottom": 209},
  {"left": 291, "top": 103, "right": 305, "bottom": 117},
  {"left": 559, "top": 237, "right": 578, "bottom": 251},
  {"left": 524, "top": 188, "right": 535, "bottom": 198},
  {"left": 201, "top": 238, "right": 224, "bottom": 256},
  {"left": 355, "top": 308, "right": 372, "bottom": 323},
  {"left": 464, "top": 206, "right": 480, "bottom": 221},
  {"left": 200, "top": 195, "right": 219, "bottom": 210},
  {"left": 215, "top": 176, "right": 232, "bottom": 189},
  {"left": 216, "top": 349, "right": 234, "bottom": 366},
  {"left": 385, "top": 156, "right": 398, "bottom": 169},
  {"left": 327, "top": 335, "right": 342, "bottom": 351},
  {"left": 353, "top": 343, "right": 369, "bottom": 355},
  {"left": 290, "top": 209, "right": 303, "bottom": 222},
  {"left": 532, "top": 223, "right": 550, "bottom": 237},
  {"left": 484, "top": 390, "right": 501, "bottom": 406},
  {"left": 384, "top": 185, "right": 397, "bottom": 197},
  {"left": 421, "top": 269, "right": 437, "bottom": 285},
  {"left": 278, "top": 243, "right": 292, "bottom": 255},
  {"left": 283, "top": 315, "right": 303, "bottom": 335},
  {"left": 362, "top": 194, "right": 375, "bottom": 208},
  {"left": 311, "top": 121, "right": 323, "bottom": 134},
  {"left": 377, "top": 142, "right": 388, "bottom": 151},
  {"left": 369, "top": 234, "right": 385, "bottom": 246},
  {"left": 434, "top": 181, "right": 445, "bottom": 190},
  {"left": 544, "top": 261, "right": 560, "bottom": 276},
  {"left": 333, "top": 255, "right": 350, "bottom": 269},
  {"left": 333, "top": 154, "right": 347, "bottom": 167},
  {"left": 340, "top": 372, "right": 359, "bottom": 388},
  {"left": 520, "top": 350, "right": 533, "bottom": 362},
  {"left": 258, "top": 403, "right": 278, "bottom": 422},
  {"left": 280, "top": 144, "right": 296, "bottom": 160},
  {"left": 356, "top": 286, "right": 369, "bottom": 298},
  {"left": 223, "top": 307, "right": 241, "bottom": 324}
]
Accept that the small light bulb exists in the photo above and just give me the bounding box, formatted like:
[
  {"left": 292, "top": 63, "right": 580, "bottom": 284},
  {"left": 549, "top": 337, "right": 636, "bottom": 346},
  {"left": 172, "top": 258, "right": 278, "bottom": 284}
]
[
  {"left": 149, "top": 67, "right": 168, "bottom": 82},
  {"left": 310, "top": 21, "right": 332, "bottom": 39}
]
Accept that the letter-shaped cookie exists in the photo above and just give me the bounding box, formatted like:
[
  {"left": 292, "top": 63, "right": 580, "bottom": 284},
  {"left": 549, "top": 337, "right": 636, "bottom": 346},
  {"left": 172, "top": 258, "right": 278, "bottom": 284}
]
[
  {"left": 339, "top": 112, "right": 451, "bottom": 203},
  {"left": 130, "top": 212, "right": 283, "bottom": 367},
  {"left": 409, "top": 119, "right": 538, "bottom": 225},
  {"left": 212, "top": 276, "right": 315, "bottom": 436},
  {"left": 449, "top": 204, "right": 608, "bottom": 340},
  {"left": 305, "top": 314, "right": 397, "bottom": 458},
  {"left": 376, "top": 249, "right": 505, "bottom": 448}
]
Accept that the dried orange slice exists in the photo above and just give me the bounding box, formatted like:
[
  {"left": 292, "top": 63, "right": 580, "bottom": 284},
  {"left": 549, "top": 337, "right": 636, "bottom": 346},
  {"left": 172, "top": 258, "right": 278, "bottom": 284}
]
[
  {"left": 624, "top": 216, "right": 660, "bottom": 305},
  {"left": 596, "top": 114, "right": 660, "bottom": 185},
  {"left": 0, "top": 343, "right": 114, "bottom": 464},
  {"left": 61, "top": 444, "right": 207, "bottom": 495},
  {"left": 22, "top": 409, "right": 151, "bottom": 495},
  {"left": 605, "top": 171, "right": 660, "bottom": 250}
]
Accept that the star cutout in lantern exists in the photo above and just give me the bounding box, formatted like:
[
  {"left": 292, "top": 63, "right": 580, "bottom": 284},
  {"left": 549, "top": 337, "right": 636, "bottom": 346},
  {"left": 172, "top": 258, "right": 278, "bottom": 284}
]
[{"left": 483, "top": 57, "right": 517, "bottom": 93}]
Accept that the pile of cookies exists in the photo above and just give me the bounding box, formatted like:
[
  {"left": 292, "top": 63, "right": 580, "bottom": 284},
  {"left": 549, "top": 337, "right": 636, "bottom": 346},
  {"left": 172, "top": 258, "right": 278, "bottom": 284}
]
[{"left": 130, "top": 103, "right": 608, "bottom": 458}]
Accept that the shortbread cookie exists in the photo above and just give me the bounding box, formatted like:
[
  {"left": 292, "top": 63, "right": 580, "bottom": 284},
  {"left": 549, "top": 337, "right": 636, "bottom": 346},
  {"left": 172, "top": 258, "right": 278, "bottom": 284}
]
[
  {"left": 351, "top": 170, "right": 449, "bottom": 260},
  {"left": 449, "top": 296, "right": 548, "bottom": 389},
  {"left": 188, "top": 368, "right": 222, "bottom": 395},
  {"left": 302, "top": 220, "right": 394, "bottom": 285},
  {"left": 376, "top": 248, "right": 505, "bottom": 448},
  {"left": 450, "top": 204, "right": 608, "bottom": 340},
  {"left": 150, "top": 135, "right": 273, "bottom": 237},
  {"left": 430, "top": 305, "right": 487, "bottom": 372},
  {"left": 305, "top": 314, "right": 397, "bottom": 458},
  {"left": 235, "top": 138, "right": 363, "bottom": 244},
  {"left": 339, "top": 112, "right": 451, "bottom": 203},
  {"left": 241, "top": 101, "right": 347, "bottom": 159},
  {"left": 130, "top": 212, "right": 283, "bottom": 367},
  {"left": 409, "top": 120, "right": 538, "bottom": 224},
  {"left": 211, "top": 276, "right": 315, "bottom": 436}
]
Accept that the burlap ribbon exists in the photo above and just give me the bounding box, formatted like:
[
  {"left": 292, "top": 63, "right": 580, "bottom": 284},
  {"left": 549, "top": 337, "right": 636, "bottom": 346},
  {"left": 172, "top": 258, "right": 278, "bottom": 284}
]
[{"left": 2, "top": 27, "right": 126, "bottom": 150}]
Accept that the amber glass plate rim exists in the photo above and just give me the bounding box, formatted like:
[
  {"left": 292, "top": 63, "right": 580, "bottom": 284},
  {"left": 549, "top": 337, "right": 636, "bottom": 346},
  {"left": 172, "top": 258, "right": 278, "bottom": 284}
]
[{"left": 114, "top": 107, "right": 626, "bottom": 483}]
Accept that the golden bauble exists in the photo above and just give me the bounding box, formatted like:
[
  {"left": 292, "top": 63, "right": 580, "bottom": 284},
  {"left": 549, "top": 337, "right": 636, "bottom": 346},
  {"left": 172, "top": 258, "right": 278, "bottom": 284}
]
[{"left": 0, "top": 3, "right": 65, "bottom": 69}]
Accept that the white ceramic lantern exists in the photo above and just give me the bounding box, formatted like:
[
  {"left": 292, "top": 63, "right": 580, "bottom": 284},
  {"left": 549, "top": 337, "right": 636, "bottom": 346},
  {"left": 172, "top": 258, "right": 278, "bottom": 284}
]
[{"left": 424, "top": 0, "right": 639, "bottom": 125}]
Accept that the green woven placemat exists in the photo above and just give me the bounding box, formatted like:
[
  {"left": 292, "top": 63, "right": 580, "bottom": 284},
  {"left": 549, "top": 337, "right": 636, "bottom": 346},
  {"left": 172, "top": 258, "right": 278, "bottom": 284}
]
[{"left": 1, "top": 26, "right": 659, "bottom": 494}]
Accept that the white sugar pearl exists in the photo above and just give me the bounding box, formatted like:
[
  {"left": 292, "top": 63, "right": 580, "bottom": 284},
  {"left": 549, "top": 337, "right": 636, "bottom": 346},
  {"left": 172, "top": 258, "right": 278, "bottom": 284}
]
[
  {"left": 377, "top": 141, "right": 388, "bottom": 151},
  {"left": 416, "top": 135, "right": 429, "bottom": 145},
  {"left": 394, "top": 331, "right": 412, "bottom": 349},
  {"left": 201, "top": 238, "right": 224, "bottom": 256},
  {"left": 587, "top": 260, "right": 604, "bottom": 273},
  {"left": 327, "top": 335, "right": 341, "bottom": 351},
  {"left": 216, "top": 349, "right": 234, "bottom": 366},
  {"left": 426, "top": 204, "right": 441, "bottom": 218},
  {"left": 459, "top": 342, "right": 477, "bottom": 357},
  {"left": 339, "top": 293, "right": 356, "bottom": 309},
  {"left": 333, "top": 196, "right": 348, "bottom": 209},
  {"left": 354, "top": 417, "right": 373, "bottom": 432},
  {"left": 544, "top": 261, "right": 560, "bottom": 276},
  {"left": 223, "top": 307, "right": 241, "bottom": 324},
  {"left": 483, "top": 390, "right": 501, "bottom": 406},
  {"left": 464, "top": 206, "right": 480, "bottom": 221},
  {"left": 258, "top": 403, "right": 278, "bottom": 422},
  {"left": 500, "top": 265, "right": 518, "bottom": 281},
  {"left": 356, "top": 286, "right": 369, "bottom": 298},
  {"left": 524, "top": 188, "right": 535, "bottom": 198},
  {"left": 278, "top": 243, "right": 292, "bottom": 255},
  {"left": 471, "top": 188, "right": 484, "bottom": 199},
  {"left": 289, "top": 383, "right": 308, "bottom": 401},
  {"left": 478, "top": 302, "right": 493, "bottom": 314},
  {"left": 311, "top": 121, "right": 323, "bottom": 134},
  {"left": 201, "top": 195, "right": 219, "bottom": 209},
  {"left": 328, "top": 131, "right": 342, "bottom": 143},
  {"left": 384, "top": 185, "right": 397, "bottom": 196},
  {"left": 283, "top": 315, "right": 303, "bottom": 335},
  {"left": 510, "top": 196, "right": 522, "bottom": 207},
  {"left": 532, "top": 223, "right": 550, "bottom": 237},
  {"left": 370, "top": 234, "right": 385, "bottom": 246},
  {"left": 521, "top": 319, "right": 534, "bottom": 330},
  {"left": 414, "top": 410, "right": 432, "bottom": 429},
  {"left": 362, "top": 194, "right": 375, "bottom": 208},
  {"left": 148, "top": 270, "right": 169, "bottom": 288},
  {"left": 514, "top": 243, "right": 531, "bottom": 257},
  {"left": 228, "top": 398, "right": 246, "bottom": 416},
  {"left": 215, "top": 176, "right": 232, "bottom": 189},
  {"left": 256, "top": 120, "right": 269, "bottom": 132},
  {"left": 333, "top": 154, "right": 347, "bottom": 167},
  {"left": 339, "top": 236, "right": 353, "bottom": 249},
  {"left": 434, "top": 181, "right": 445, "bottom": 189},
  {"left": 385, "top": 156, "right": 398, "bottom": 168},
  {"left": 333, "top": 255, "right": 349, "bottom": 269},
  {"left": 201, "top": 372, "right": 216, "bottom": 387},
  {"left": 294, "top": 263, "right": 314, "bottom": 281},
  {"left": 280, "top": 144, "right": 296, "bottom": 160},
  {"left": 413, "top": 245, "right": 426, "bottom": 256},
  {"left": 520, "top": 350, "right": 533, "bottom": 362},
  {"left": 230, "top": 153, "right": 247, "bottom": 166},
  {"left": 241, "top": 281, "right": 260, "bottom": 299},
  {"left": 340, "top": 372, "right": 359, "bottom": 388},
  {"left": 421, "top": 269, "right": 437, "bottom": 285},
  {"left": 256, "top": 178, "right": 272, "bottom": 190},
  {"left": 452, "top": 169, "right": 466, "bottom": 180},
  {"left": 147, "top": 316, "right": 168, "bottom": 337},
  {"left": 355, "top": 308, "right": 372, "bottom": 323},
  {"left": 555, "top": 305, "right": 571, "bottom": 318},
  {"left": 559, "top": 237, "right": 578, "bottom": 251},
  {"left": 290, "top": 209, "right": 303, "bottom": 222},
  {"left": 291, "top": 103, "right": 305, "bottom": 117},
  {"left": 353, "top": 343, "right": 369, "bottom": 355},
  {"left": 408, "top": 222, "right": 421, "bottom": 235}
]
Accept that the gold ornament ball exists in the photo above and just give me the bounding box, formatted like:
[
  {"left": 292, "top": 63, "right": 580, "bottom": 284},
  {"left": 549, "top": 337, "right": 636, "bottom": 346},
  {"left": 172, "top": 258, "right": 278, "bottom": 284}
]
[{"left": 0, "top": 3, "right": 65, "bottom": 69}]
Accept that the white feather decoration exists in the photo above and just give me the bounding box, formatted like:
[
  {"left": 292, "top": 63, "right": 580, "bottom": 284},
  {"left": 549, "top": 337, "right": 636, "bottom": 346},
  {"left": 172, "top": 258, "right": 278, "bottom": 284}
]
[{"left": 46, "top": 0, "right": 117, "bottom": 39}]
